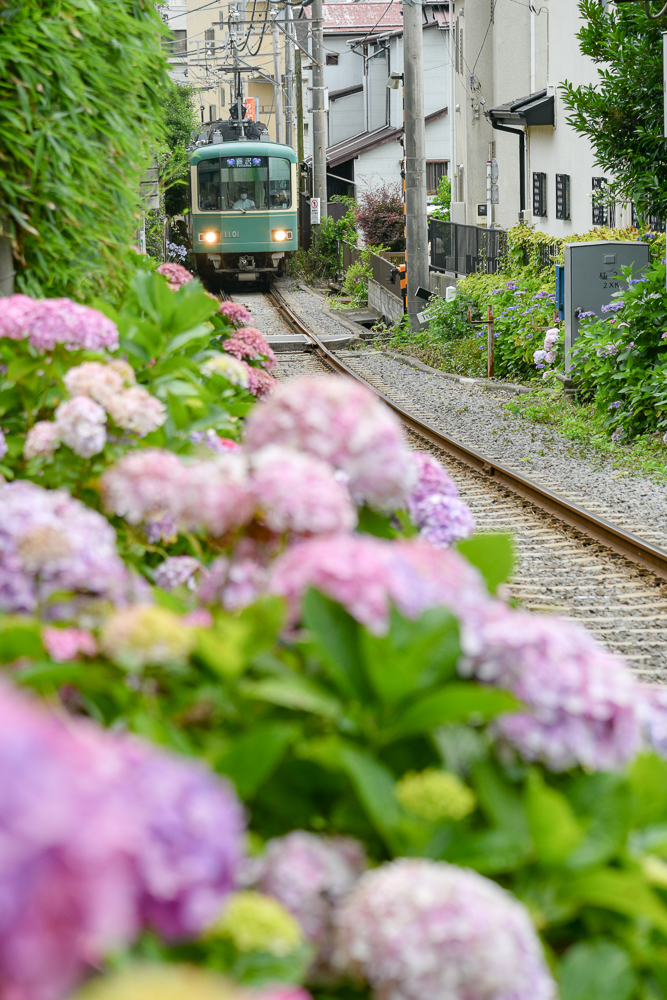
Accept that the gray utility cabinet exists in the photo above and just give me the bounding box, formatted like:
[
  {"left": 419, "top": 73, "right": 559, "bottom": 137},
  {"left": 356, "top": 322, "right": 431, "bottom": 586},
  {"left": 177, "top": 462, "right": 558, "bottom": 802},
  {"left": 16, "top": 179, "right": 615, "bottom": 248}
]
[{"left": 564, "top": 240, "right": 650, "bottom": 367}]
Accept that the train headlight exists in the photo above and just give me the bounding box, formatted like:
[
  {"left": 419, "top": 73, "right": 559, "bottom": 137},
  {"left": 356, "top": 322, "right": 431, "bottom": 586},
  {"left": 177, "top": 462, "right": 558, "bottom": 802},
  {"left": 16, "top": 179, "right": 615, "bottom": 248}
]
[
  {"left": 272, "top": 229, "right": 292, "bottom": 242},
  {"left": 204, "top": 231, "right": 218, "bottom": 243}
]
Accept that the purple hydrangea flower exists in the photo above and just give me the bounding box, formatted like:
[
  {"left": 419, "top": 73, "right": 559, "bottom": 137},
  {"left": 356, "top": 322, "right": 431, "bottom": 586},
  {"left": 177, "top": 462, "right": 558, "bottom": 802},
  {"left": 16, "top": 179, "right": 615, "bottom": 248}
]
[
  {"left": 600, "top": 301, "right": 624, "bottom": 313},
  {"left": 578, "top": 310, "right": 597, "bottom": 319},
  {"left": 413, "top": 494, "right": 475, "bottom": 547},
  {"left": 463, "top": 605, "right": 642, "bottom": 772},
  {"left": 0, "top": 480, "right": 130, "bottom": 614},
  {"left": 609, "top": 401, "right": 622, "bottom": 409},
  {"left": 611, "top": 427, "right": 625, "bottom": 442},
  {"left": 533, "top": 349, "right": 547, "bottom": 364},
  {"left": 154, "top": 556, "right": 202, "bottom": 592},
  {"left": 335, "top": 858, "right": 556, "bottom": 1000},
  {"left": 241, "top": 830, "right": 366, "bottom": 975},
  {"left": 0, "top": 681, "right": 245, "bottom": 1000},
  {"left": 0, "top": 429, "right": 6, "bottom": 462}
]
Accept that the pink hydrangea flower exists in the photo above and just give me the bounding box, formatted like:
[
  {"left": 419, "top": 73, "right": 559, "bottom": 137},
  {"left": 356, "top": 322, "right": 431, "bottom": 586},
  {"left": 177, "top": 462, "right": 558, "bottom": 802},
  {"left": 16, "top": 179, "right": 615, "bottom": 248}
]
[
  {"left": 241, "top": 830, "right": 366, "bottom": 974},
  {"left": 63, "top": 361, "right": 125, "bottom": 407},
  {"left": 257, "top": 990, "right": 313, "bottom": 1000},
  {"left": 28, "top": 299, "right": 119, "bottom": 352},
  {"left": 156, "top": 262, "right": 194, "bottom": 290},
  {"left": 42, "top": 626, "right": 98, "bottom": 661},
  {"left": 154, "top": 556, "right": 202, "bottom": 592},
  {"left": 182, "top": 608, "right": 214, "bottom": 628},
  {"left": 105, "top": 386, "right": 167, "bottom": 436},
  {"left": 464, "top": 605, "right": 643, "bottom": 772},
  {"left": 244, "top": 377, "right": 416, "bottom": 511},
  {"left": 0, "top": 294, "right": 42, "bottom": 340},
  {"left": 54, "top": 396, "right": 107, "bottom": 458},
  {"left": 219, "top": 301, "right": 253, "bottom": 326},
  {"left": 102, "top": 449, "right": 184, "bottom": 525},
  {"left": 223, "top": 327, "right": 277, "bottom": 371},
  {"left": 0, "top": 429, "right": 6, "bottom": 462},
  {"left": 543, "top": 328, "right": 559, "bottom": 350},
  {"left": 0, "top": 480, "right": 129, "bottom": 613},
  {"left": 268, "top": 535, "right": 486, "bottom": 636},
  {"left": 102, "top": 450, "right": 255, "bottom": 538},
  {"left": 198, "top": 539, "right": 273, "bottom": 611},
  {"left": 250, "top": 445, "right": 357, "bottom": 536},
  {"left": 409, "top": 452, "right": 459, "bottom": 503},
  {"left": 0, "top": 296, "right": 119, "bottom": 352},
  {"left": 335, "top": 859, "right": 555, "bottom": 1000},
  {"left": 242, "top": 362, "right": 277, "bottom": 399}
]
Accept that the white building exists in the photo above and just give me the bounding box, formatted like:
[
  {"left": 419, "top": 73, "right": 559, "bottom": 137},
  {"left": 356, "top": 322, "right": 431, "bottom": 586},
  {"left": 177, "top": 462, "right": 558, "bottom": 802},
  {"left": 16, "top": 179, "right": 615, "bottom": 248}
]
[
  {"left": 451, "top": 0, "right": 631, "bottom": 235},
  {"left": 302, "top": 1, "right": 452, "bottom": 202}
]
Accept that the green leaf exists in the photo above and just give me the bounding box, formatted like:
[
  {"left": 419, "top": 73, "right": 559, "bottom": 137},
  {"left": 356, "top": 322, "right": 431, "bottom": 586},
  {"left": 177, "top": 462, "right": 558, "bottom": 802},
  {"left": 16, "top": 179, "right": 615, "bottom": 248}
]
[
  {"left": 0, "top": 622, "right": 44, "bottom": 663},
  {"left": 472, "top": 759, "right": 530, "bottom": 838},
  {"left": 629, "top": 752, "right": 667, "bottom": 827},
  {"left": 361, "top": 606, "right": 460, "bottom": 706},
  {"left": 443, "top": 826, "right": 532, "bottom": 874},
  {"left": 337, "top": 745, "right": 400, "bottom": 840},
  {"left": 356, "top": 505, "right": 396, "bottom": 538},
  {"left": 195, "top": 616, "right": 251, "bottom": 680},
  {"left": 302, "top": 589, "right": 370, "bottom": 701},
  {"left": 525, "top": 769, "right": 583, "bottom": 867},
  {"left": 456, "top": 533, "right": 515, "bottom": 595},
  {"left": 387, "top": 683, "right": 519, "bottom": 741},
  {"left": 236, "top": 597, "right": 287, "bottom": 659},
  {"left": 558, "top": 941, "right": 637, "bottom": 1000},
  {"left": 217, "top": 722, "right": 299, "bottom": 798},
  {"left": 567, "top": 868, "right": 667, "bottom": 934},
  {"left": 240, "top": 675, "right": 343, "bottom": 719},
  {"left": 163, "top": 324, "right": 213, "bottom": 357}
]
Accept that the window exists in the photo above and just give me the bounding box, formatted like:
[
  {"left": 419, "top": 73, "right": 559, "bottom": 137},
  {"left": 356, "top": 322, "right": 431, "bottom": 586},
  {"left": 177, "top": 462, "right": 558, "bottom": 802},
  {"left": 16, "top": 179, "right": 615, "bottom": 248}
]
[
  {"left": 427, "top": 160, "right": 447, "bottom": 195},
  {"left": 197, "top": 156, "right": 292, "bottom": 211},
  {"left": 555, "top": 174, "right": 570, "bottom": 220},
  {"left": 164, "top": 29, "right": 187, "bottom": 54},
  {"left": 205, "top": 28, "right": 215, "bottom": 53},
  {"left": 532, "top": 172, "right": 547, "bottom": 217},
  {"left": 326, "top": 53, "right": 339, "bottom": 65},
  {"left": 209, "top": 105, "right": 217, "bottom": 122}
]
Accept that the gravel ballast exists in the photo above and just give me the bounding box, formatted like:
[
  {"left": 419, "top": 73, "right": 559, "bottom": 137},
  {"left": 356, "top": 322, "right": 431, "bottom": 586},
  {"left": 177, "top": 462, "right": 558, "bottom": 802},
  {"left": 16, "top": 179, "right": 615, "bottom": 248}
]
[{"left": 275, "top": 279, "right": 667, "bottom": 540}]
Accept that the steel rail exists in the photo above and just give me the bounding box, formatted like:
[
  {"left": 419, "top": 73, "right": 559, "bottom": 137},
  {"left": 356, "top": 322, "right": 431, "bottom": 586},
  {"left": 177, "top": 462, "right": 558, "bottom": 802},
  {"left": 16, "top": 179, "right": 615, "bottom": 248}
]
[{"left": 267, "top": 286, "right": 667, "bottom": 582}]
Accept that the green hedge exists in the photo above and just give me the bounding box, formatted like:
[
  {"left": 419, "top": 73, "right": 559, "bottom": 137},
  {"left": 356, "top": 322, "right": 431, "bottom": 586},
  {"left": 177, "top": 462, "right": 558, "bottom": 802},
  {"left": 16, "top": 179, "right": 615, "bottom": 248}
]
[{"left": 0, "top": 0, "right": 169, "bottom": 301}]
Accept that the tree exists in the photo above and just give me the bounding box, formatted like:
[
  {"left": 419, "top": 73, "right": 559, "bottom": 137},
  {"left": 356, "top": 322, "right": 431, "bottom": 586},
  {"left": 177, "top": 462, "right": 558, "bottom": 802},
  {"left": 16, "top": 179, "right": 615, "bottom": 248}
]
[
  {"left": 355, "top": 182, "right": 405, "bottom": 251},
  {"left": 561, "top": 0, "right": 667, "bottom": 223},
  {"left": 162, "top": 81, "right": 200, "bottom": 218},
  {"left": 430, "top": 175, "right": 451, "bottom": 222}
]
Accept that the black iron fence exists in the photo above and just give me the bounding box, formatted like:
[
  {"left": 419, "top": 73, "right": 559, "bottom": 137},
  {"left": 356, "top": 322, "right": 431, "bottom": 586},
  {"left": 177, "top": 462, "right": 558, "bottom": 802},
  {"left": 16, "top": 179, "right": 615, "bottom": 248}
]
[{"left": 429, "top": 220, "right": 508, "bottom": 275}]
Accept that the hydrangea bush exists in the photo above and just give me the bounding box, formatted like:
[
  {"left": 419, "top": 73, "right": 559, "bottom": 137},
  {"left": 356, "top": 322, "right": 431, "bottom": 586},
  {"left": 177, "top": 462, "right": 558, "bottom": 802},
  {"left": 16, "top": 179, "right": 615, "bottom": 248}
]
[{"left": 4, "top": 275, "right": 667, "bottom": 1000}]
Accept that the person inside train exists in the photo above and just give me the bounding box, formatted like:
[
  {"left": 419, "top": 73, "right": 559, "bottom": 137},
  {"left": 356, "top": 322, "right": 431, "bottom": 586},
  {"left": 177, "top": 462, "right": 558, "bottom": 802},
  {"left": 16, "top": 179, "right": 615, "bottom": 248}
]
[
  {"left": 233, "top": 188, "right": 256, "bottom": 211},
  {"left": 200, "top": 184, "right": 219, "bottom": 210}
]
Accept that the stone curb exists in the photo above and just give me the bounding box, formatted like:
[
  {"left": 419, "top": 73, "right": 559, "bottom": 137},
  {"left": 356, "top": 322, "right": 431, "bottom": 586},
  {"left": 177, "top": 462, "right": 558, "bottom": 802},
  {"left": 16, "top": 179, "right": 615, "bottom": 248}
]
[{"left": 381, "top": 350, "right": 532, "bottom": 395}]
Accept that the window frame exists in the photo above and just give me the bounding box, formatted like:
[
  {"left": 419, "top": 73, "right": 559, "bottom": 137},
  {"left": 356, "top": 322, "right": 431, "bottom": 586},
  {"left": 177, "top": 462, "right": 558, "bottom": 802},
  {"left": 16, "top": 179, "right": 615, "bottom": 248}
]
[
  {"left": 532, "top": 171, "right": 547, "bottom": 218},
  {"left": 426, "top": 160, "right": 448, "bottom": 196},
  {"left": 196, "top": 156, "right": 293, "bottom": 212},
  {"left": 555, "top": 174, "right": 570, "bottom": 220}
]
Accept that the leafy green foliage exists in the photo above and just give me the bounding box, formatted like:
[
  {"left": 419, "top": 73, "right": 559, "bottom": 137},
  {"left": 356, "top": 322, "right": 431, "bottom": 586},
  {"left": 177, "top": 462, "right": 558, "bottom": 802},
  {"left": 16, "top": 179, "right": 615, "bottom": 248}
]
[
  {"left": 570, "top": 261, "right": 667, "bottom": 439},
  {"left": 430, "top": 175, "right": 451, "bottom": 222},
  {"left": 162, "top": 81, "right": 200, "bottom": 218},
  {"left": 0, "top": 0, "right": 169, "bottom": 300},
  {"left": 561, "top": 1, "right": 667, "bottom": 223}
]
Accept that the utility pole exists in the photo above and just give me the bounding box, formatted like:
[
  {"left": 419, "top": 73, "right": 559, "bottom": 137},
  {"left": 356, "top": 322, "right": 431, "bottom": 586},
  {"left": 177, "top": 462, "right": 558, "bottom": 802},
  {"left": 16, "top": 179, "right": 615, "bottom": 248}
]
[
  {"left": 296, "top": 46, "right": 304, "bottom": 164},
  {"left": 403, "top": 0, "right": 428, "bottom": 327},
  {"left": 284, "top": 5, "right": 295, "bottom": 148},
  {"left": 311, "top": 0, "right": 328, "bottom": 224},
  {"left": 272, "top": 12, "right": 285, "bottom": 144}
]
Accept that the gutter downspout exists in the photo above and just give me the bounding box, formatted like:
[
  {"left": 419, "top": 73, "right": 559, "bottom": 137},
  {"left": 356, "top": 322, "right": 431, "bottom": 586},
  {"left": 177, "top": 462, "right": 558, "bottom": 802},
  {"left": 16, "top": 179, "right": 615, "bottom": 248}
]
[{"left": 490, "top": 120, "right": 526, "bottom": 220}]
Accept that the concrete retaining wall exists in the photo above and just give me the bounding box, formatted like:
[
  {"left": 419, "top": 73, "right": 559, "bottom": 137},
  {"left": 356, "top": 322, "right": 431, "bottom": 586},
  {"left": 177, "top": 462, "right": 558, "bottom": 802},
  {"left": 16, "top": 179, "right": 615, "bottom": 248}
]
[{"left": 368, "top": 278, "right": 404, "bottom": 323}]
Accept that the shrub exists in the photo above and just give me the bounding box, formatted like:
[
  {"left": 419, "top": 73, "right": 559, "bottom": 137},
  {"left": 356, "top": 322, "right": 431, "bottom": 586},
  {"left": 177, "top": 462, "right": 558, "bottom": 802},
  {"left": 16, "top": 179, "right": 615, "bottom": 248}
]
[
  {"left": 0, "top": 0, "right": 168, "bottom": 301},
  {"left": 430, "top": 175, "right": 451, "bottom": 222},
  {"left": 356, "top": 182, "right": 405, "bottom": 251}
]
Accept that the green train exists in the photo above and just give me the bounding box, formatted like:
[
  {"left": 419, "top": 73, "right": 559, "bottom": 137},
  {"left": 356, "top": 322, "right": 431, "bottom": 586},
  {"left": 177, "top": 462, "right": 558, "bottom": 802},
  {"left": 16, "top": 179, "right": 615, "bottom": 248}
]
[{"left": 188, "top": 117, "right": 298, "bottom": 288}]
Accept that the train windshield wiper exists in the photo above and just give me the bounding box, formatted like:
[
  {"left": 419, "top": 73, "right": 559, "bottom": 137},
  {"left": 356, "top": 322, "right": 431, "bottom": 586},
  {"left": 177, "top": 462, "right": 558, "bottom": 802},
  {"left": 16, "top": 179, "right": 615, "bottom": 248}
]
[{"left": 233, "top": 207, "right": 247, "bottom": 214}]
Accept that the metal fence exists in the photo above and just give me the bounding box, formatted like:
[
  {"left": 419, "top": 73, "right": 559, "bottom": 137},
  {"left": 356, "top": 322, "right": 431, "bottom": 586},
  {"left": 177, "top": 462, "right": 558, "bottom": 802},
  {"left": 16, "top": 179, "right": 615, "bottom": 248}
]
[{"left": 429, "top": 220, "right": 508, "bottom": 275}]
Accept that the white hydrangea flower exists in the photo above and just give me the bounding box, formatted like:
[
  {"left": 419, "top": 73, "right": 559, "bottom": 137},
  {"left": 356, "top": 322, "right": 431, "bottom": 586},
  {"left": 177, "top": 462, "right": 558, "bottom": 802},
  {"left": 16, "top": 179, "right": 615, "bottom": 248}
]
[{"left": 201, "top": 352, "right": 251, "bottom": 389}]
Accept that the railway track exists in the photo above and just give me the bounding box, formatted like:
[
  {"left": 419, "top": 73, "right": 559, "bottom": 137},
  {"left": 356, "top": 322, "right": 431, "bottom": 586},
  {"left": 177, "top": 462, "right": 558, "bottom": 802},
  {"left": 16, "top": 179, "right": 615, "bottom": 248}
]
[{"left": 233, "top": 286, "right": 667, "bottom": 682}]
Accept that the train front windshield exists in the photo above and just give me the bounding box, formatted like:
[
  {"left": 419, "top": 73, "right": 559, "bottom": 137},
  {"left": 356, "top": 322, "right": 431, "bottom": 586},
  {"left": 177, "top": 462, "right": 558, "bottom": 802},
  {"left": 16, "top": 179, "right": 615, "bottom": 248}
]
[{"left": 198, "top": 156, "right": 292, "bottom": 211}]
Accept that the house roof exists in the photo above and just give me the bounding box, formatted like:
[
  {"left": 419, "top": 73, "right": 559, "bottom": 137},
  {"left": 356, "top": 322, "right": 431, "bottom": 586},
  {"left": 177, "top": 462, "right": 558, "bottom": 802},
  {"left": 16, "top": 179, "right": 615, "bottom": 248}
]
[
  {"left": 301, "top": 1, "right": 404, "bottom": 34},
  {"left": 306, "top": 109, "right": 446, "bottom": 168},
  {"left": 487, "top": 89, "right": 555, "bottom": 128},
  {"left": 329, "top": 83, "right": 364, "bottom": 101}
]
